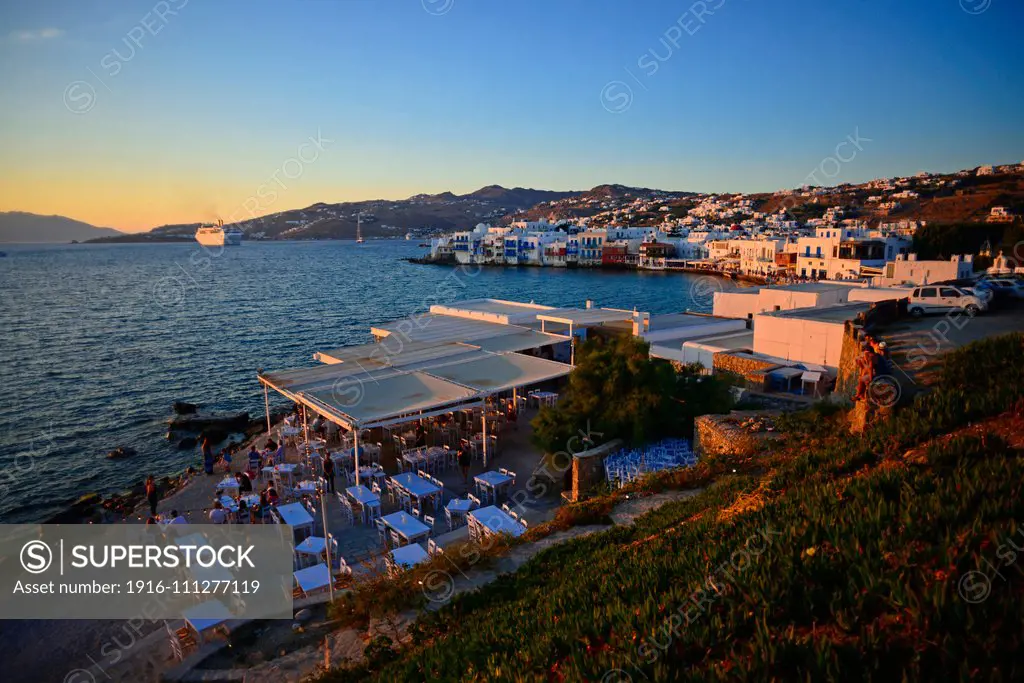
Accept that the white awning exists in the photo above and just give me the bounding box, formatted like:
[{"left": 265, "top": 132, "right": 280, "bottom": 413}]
[
  {"left": 261, "top": 350, "right": 572, "bottom": 430},
  {"left": 801, "top": 371, "right": 822, "bottom": 383}
]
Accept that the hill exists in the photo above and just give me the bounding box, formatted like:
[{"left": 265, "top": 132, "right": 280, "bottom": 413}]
[
  {"left": 321, "top": 333, "right": 1024, "bottom": 682},
  {"left": 0, "top": 212, "right": 122, "bottom": 243}
]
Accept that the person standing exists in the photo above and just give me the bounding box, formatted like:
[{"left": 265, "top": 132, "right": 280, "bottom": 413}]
[
  {"left": 201, "top": 436, "right": 214, "bottom": 475},
  {"left": 323, "top": 453, "right": 336, "bottom": 493},
  {"left": 145, "top": 475, "right": 159, "bottom": 517},
  {"left": 458, "top": 439, "right": 473, "bottom": 490}
]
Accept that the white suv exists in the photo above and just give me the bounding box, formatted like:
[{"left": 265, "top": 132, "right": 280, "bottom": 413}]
[{"left": 908, "top": 285, "right": 988, "bottom": 317}]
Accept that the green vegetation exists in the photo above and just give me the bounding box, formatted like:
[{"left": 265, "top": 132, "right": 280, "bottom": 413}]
[
  {"left": 529, "top": 335, "right": 733, "bottom": 454},
  {"left": 321, "top": 333, "right": 1024, "bottom": 681}
]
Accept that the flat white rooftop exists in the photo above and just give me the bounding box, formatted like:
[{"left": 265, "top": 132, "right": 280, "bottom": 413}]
[{"left": 764, "top": 302, "right": 872, "bottom": 323}]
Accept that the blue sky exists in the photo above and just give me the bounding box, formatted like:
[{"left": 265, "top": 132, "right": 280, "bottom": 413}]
[{"left": 1, "top": 0, "right": 1022, "bottom": 230}]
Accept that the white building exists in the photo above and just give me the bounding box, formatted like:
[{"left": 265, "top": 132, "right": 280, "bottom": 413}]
[{"left": 872, "top": 253, "right": 974, "bottom": 287}]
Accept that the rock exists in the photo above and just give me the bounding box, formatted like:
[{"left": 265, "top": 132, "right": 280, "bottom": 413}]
[
  {"left": 294, "top": 608, "right": 313, "bottom": 623},
  {"left": 177, "top": 437, "right": 197, "bottom": 450},
  {"left": 200, "top": 427, "right": 228, "bottom": 445},
  {"left": 173, "top": 401, "right": 198, "bottom": 415},
  {"left": 168, "top": 411, "right": 250, "bottom": 432},
  {"left": 107, "top": 446, "right": 137, "bottom": 460}
]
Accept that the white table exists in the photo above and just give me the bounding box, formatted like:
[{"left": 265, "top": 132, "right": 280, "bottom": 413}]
[
  {"left": 219, "top": 495, "right": 239, "bottom": 512},
  {"left": 293, "top": 563, "right": 331, "bottom": 596},
  {"left": 264, "top": 464, "right": 298, "bottom": 489},
  {"left": 295, "top": 480, "right": 318, "bottom": 496},
  {"left": 390, "top": 473, "right": 441, "bottom": 510},
  {"left": 295, "top": 536, "right": 328, "bottom": 568},
  {"left": 389, "top": 543, "right": 430, "bottom": 570},
  {"left": 239, "top": 494, "right": 260, "bottom": 508},
  {"left": 216, "top": 476, "right": 240, "bottom": 493},
  {"left": 446, "top": 497, "right": 474, "bottom": 527},
  {"left": 346, "top": 485, "right": 379, "bottom": 506},
  {"left": 275, "top": 502, "right": 314, "bottom": 535},
  {"left": 474, "top": 471, "right": 514, "bottom": 502},
  {"left": 531, "top": 391, "right": 558, "bottom": 407},
  {"left": 182, "top": 600, "right": 233, "bottom": 640},
  {"left": 346, "top": 485, "right": 381, "bottom": 524},
  {"left": 447, "top": 498, "right": 474, "bottom": 514},
  {"left": 469, "top": 505, "right": 526, "bottom": 539},
  {"left": 382, "top": 511, "right": 431, "bottom": 546}
]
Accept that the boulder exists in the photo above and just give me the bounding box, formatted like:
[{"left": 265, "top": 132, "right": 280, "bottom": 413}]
[
  {"left": 169, "top": 411, "right": 250, "bottom": 432},
  {"left": 177, "top": 437, "right": 197, "bottom": 450},
  {"left": 107, "top": 446, "right": 137, "bottom": 460},
  {"left": 294, "top": 608, "right": 313, "bottom": 623},
  {"left": 173, "top": 401, "right": 198, "bottom": 415}
]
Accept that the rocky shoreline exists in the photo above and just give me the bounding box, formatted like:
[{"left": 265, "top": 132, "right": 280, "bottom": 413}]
[{"left": 44, "top": 404, "right": 290, "bottom": 524}]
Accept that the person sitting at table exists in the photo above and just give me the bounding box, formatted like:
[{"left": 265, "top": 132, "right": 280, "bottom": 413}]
[
  {"left": 247, "top": 444, "right": 262, "bottom": 471},
  {"left": 209, "top": 501, "right": 229, "bottom": 524},
  {"left": 237, "top": 499, "right": 249, "bottom": 523},
  {"left": 265, "top": 482, "right": 280, "bottom": 506},
  {"left": 168, "top": 509, "right": 188, "bottom": 525},
  {"left": 236, "top": 471, "right": 253, "bottom": 494},
  {"left": 323, "top": 454, "right": 336, "bottom": 493}
]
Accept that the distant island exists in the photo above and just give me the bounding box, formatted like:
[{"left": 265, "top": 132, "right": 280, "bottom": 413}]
[{"left": 0, "top": 212, "right": 121, "bottom": 243}]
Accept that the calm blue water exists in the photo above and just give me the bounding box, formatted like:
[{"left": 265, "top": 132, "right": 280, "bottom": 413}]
[{"left": 0, "top": 240, "right": 743, "bottom": 522}]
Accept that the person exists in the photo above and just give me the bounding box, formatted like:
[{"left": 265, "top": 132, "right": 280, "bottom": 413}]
[
  {"left": 201, "top": 436, "right": 214, "bottom": 475},
  {"left": 145, "top": 516, "right": 157, "bottom": 526},
  {"left": 265, "top": 482, "right": 280, "bottom": 506},
  {"left": 415, "top": 422, "right": 427, "bottom": 448},
  {"left": 458, "top": 439, "right": 473, "bottom": 488},
  {"left": 323, "top": 453, "right": 336, "bottom": 493},
  {"left": 855, "top": 345, "right": 878, "bottom": 401},
  {"left": 168, "top": 509, "right": 188, "bottom": 525},
  {"left": 145, "top": 475, "right": 159, "bottom": 517},
  {"left": 209, "top": 501, "right": 229, "bottom": 524},
  {"left": 237, "top": 471, "right": 253, "bottom": 494},
  {"left": 248, "top": 444, "right": 262, "bottom": 471},
  {"left": 237, "top": 499, "right": 249, "bottom": 524}
]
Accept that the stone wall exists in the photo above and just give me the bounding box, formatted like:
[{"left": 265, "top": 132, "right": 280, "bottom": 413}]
[
  {"left": 564, "top": 439, "right": 624, "bottom": 502},
  {"left": 713, "top": 352, "right": 781, "bottom": 391},
  {"left": 693, "top": 411, "right": 783, "bottom": 457}
]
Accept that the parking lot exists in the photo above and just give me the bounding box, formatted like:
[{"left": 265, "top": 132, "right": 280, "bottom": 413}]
[{"left": 877, "top": 301, "right": 1024, "bottom": 387}]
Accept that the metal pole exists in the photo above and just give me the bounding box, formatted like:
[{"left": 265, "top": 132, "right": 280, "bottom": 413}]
[
  {"left": 353, "top": 428, "right": 361, "bottom": 488},
  {"left": 263, "top": 384, "right": 272, "bottom": 435},
  {"left": 320, "top": 482, "right": 334, "bottom": 602},
  {"left": 481, "top": 399, "right": 488, "bottom": 469},
  {"left": 570, "top": 322, "right": 575, "bottom": 366},
  {"left": 302, "top": 405, "right": 310, "bottom": 472}
]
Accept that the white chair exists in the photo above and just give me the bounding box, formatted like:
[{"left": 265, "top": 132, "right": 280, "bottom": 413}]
[
  {"left": 411, "top": 507, "right": 421, "bottom": 519},
  {"left": 371, "top": 481, "right": 382, "bottom": 496},
  {"left": 375, "top": 518, "right": 388, "bottom": 546},
  {"left": 389, "top": 529, "right": 403, "bottom": 548},
  {"left": 444, "top": 506, "right": 455, "bottom": 530},
  {"left": 520, "top": 518, "right": 528, "bottom": 528},
  {"left": 504, "top": 469, "right": 517, "bottom": 483},
  {"left": 384, "top": 479, "right": 397, "bottom": 505},
  {"left": 501, "top": 503, "right": 512, "bottom": 514},
  {"left": 499, "top": 467, "right": 509, "bottom": 476},
  {"left": 423, "top": 515, "right": 435, "bottom": 533},
  {"left": 468, "top": 494, "right": 481, "bottom": 508},
  {"left": 427, "top": 538, "right": 442, "bottom": 557}
]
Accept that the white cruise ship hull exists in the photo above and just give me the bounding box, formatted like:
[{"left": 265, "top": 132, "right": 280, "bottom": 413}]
[{"left": 195, "top": 229, "right": 243, "bottom": 247}]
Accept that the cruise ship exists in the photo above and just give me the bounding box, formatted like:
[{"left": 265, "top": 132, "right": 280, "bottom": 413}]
[{"left": 195, "top": 219, "right": 244, "bottom": 247}]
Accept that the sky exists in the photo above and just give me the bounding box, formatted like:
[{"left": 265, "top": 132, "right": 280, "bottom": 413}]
[{"left": 0, "top": 0, "right": 1022, "bottom": 232}]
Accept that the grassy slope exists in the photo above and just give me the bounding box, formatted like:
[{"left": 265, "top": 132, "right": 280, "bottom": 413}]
[{"left": 327, "top": 333, "right": 1024, "bottom": 682}]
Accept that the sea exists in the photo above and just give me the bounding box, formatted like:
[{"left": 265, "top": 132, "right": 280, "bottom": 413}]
[{"left": 0, "top": 240, "right": 746, "bottom": 523}]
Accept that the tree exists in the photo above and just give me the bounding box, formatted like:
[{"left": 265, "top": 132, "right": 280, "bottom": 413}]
[{"left": 530, "top": 335, "right": 733, "bottom": 454}]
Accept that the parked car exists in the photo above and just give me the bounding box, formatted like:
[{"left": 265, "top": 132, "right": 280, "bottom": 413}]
[
  {"left": 975, "top": 278, "right": 1024, "bottom": 301},
  {"left": 961, "top": 286, "right": 993, "bottom": 305},
  {"left": 908, "top": 285, "right": 988, "bottom": 317}
]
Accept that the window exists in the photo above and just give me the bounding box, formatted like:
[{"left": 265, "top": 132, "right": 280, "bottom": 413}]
[
  {"left": 920, "top": 288, "right": 937, "bottom": 298},
  {"left": 940, "top": 288, "right": 959, "bottom": 298}
]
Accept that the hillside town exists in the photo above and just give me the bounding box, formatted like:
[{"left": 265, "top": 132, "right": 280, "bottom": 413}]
[{"left": 426, "top": 162, "right": 1024, "bottom": 284}]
